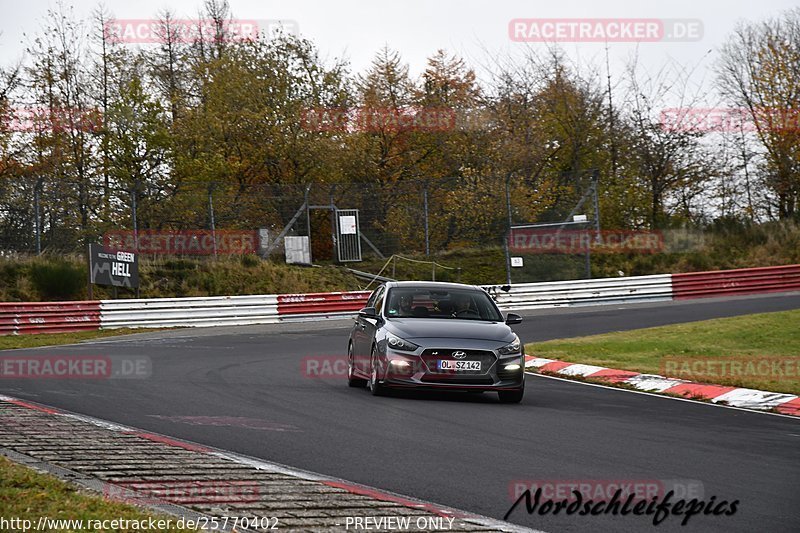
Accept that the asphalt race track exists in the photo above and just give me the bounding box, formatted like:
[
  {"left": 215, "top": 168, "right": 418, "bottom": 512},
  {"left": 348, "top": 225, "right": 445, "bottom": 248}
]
[{"left": 2, "top": 293, "right": 799, "bottom": 533}]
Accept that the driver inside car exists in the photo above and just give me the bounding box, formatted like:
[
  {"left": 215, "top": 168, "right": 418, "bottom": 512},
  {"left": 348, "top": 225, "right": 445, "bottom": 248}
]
[
  {"left": 396, "top": 294, "right": 414, "bottom": 317},
  {"left": 452, "top": 294, "right": 480, "bottom": 319}
]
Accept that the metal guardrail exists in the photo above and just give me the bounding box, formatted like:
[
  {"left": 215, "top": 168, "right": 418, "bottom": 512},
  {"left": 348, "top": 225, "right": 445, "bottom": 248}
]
[
  {"left": 1, "top": 265, "right": 798, "bottom": 335},
  {"left": 100, "top": 295, "right": 280, "bottom": 329},
  {"left": 484, "top": 274, "right": 674, "bottom": 310},
  {"left": 672, "top": 264, "right": 800, "bottom": 299},
  {"left": 99, "top": 292, "right": 371, "bottom": 329},
  {"left": 277, "top": 291, "right": 371, "bottom": 319},
  {"left": 0, "top": 301, "right": 101, "bottom": 335}
]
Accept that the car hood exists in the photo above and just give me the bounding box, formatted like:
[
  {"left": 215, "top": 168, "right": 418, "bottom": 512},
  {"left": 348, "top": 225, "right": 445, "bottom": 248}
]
[{"left": 385, "top": 318, "right": 516, "bottom": 343}]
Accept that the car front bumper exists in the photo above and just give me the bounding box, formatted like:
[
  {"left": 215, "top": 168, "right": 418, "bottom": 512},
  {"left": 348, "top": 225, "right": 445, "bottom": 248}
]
[{"left": 381, "top": 348, "right": 525, "bottom": 391}]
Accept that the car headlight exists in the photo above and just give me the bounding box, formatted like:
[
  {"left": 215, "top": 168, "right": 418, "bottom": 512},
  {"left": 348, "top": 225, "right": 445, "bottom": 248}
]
[
  {"left": 497, "top": 335, "right": 521, "bottom": 355},
  {"left": 386, "top": 334, "right": 419, "bottom": 352}
]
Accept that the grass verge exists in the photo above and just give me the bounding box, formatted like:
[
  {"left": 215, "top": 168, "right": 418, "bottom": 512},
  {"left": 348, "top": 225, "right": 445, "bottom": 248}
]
[
  {"left": 525, "top": 310, "right": 800, "bottom": 396},
  {"left": 0, "top": 455, "right": 198, "bottom": 532},
  {"left": 0, "top": 254, "right": 362, "bottom": 302},
  {"left": 0, "top": 329, "right": 146, "bottom": 351}
]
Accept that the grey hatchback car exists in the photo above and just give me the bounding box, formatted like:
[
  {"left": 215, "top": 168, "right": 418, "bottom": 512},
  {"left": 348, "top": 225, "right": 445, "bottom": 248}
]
[{"left": 347, "top": 281, "right": 525, "bottom": 403}]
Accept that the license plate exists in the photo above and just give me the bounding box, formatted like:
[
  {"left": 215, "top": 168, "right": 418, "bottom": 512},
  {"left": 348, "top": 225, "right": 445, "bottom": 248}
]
[{"left": 439, "top": 360, "right": 481, "bottom": 371}]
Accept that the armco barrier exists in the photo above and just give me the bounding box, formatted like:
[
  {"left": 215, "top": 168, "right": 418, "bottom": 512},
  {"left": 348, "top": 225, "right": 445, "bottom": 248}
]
[
  {"left": 98, "top": 292, "right": 370, "bottom": 329},
  {"left": 277, "top": 291, "right": 371, "bottom": 321},
  {"left": 487, "top": 274, "right": 674, "bottom": 311},
  {"left": 0, "top": 301, "right": 101, "bottom": 335},
  {"left": 2, "top": 265, "right": 798, "bottom": 335},
  {"left": 672, "top": 264, "right": 800, "bottom": 299},
  {"left": 100, "top": 295, "right": 280, "bottom": 329}
]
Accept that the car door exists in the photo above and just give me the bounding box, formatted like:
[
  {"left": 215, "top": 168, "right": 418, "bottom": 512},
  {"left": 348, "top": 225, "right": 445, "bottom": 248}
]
[{"left": 353, "top": 286, "right": 383, "bottom": 373}]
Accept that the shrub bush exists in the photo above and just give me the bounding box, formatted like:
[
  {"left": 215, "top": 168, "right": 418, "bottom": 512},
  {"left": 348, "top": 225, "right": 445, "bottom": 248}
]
[{"left": 29, "top": 260, "right": 85, "bottom": 300}]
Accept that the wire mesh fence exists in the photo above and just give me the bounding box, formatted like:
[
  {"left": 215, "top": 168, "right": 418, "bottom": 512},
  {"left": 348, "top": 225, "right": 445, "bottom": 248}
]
[
  {"left": 4, "top": 172, "right": 772, "bottom": 286},
  {"left": 1, "top": 175, "right": 549, "bottom": 258}
]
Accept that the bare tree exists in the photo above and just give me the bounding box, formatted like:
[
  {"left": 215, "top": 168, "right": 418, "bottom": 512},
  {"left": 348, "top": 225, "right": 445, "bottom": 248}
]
[
  {"left": 623, "top": 55, "right": 716, "bottom": 227},
  {"left": 717, "top": 8, "right": 800, "bottom": 219},
  {"left": 24, "top": 2, "right": 102, "bottom": 247}
]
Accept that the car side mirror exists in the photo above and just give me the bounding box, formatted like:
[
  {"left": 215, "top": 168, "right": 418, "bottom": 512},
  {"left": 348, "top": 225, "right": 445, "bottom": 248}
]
[
  {"left": 358, "top": 307, "right": 378, "bottom": 319},
  {"left": 505, "top": 313, "right": 522, "bottom": 325}
]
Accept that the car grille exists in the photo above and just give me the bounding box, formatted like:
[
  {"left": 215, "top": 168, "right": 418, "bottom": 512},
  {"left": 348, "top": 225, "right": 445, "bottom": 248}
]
[{"left": 420, "top": 349, "right": 497, "bottom": 376}]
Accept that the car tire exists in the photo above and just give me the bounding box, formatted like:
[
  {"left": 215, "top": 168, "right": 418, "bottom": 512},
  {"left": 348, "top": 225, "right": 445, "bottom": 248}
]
[
  {"left": 347, "top": 343, "right": 367, "bottom": 388},
  {"left": 368, "top": 347, "right": 386, "bottom": 396},
  {"left": 498, "top": 381, "right": 524, "bottom": 404}
]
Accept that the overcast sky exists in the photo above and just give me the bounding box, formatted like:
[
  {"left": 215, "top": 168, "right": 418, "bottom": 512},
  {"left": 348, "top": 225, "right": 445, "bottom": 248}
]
[{"left": 1, "top": 0, "right": 796, "bottom": 102}]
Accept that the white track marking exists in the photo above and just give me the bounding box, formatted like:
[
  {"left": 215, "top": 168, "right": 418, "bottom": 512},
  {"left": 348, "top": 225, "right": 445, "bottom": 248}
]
[
  {"left": 558, "top": 364, "right": 607, "bottom": 377},
  {"left": 624, "top": 374, "right": 688, "bottom": 392},
  {"left": 524, "top": 357, "right": 555, "bottom": 368},
  {"left": 711, "top": 388, "right": 798, "bottom": 409}
]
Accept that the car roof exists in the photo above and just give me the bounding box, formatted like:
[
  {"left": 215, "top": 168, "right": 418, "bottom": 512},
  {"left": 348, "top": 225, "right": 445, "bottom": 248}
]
[{"left": 383, "top": 281, "right": 480, "bottom": 291}]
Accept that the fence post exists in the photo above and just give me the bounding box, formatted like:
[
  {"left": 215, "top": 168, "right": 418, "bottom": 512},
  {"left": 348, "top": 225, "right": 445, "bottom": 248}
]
[
  {"left": 330, "top": 186, "right": 337, "bottom": 262},
  {"left": 423, "top": 184, "right": 430, "bottom": 256},
  {"left": 208, "top": 186, "right": 217, "bottom": 258},
  {"left": 504, "top": 175, "right": 513, "bottom": 286},
  {"left": 131, "top": 186, "right": 139, "bottom": 253},
  {"left": 305, "top": 185, "right": 312, "bottom": 263},
  {"left": 592, "top": 170, "right": 601, "bottom": 238},
  {"left": 33, "top": 182, "right": 42, "bottom": 254}
]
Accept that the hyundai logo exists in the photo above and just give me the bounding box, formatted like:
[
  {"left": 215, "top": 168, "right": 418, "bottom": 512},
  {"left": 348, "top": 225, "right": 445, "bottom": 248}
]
[{"left": 452, "top": 351, "right": 467, "bottom": 359}]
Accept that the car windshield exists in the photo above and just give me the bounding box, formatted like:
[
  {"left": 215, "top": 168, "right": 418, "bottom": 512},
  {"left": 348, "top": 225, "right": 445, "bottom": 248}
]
[{"left": 385, "top": 287, "right": 503, "bottom": 321}]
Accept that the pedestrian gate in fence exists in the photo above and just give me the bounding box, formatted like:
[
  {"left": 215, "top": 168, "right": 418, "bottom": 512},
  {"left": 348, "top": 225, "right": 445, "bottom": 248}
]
[{"left": 335, "top": 209, "right": 362, "bottom": 262}]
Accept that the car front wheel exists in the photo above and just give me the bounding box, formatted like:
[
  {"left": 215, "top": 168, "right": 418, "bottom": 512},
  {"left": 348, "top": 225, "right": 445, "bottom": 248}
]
[
  {"left": 368, "top": 347, "right": 386, "bottom": 396},
  {"left": 498, "top": 381, "right": 524, "bottom": 404}
]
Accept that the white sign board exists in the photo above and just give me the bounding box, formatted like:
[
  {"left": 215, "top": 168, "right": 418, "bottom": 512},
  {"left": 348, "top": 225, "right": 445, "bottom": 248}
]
[
  {"left": 339, "top": 215, "right": 357, "bottom": 235},
  {"left": 573, "top": 214, "right": 588, "bottom": 222},
  {"left": 511, "top": 256, "right": 524, "bottom": 267},
  {"left": 284, "top": 236, "right": 311, "bottom": 265}
]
